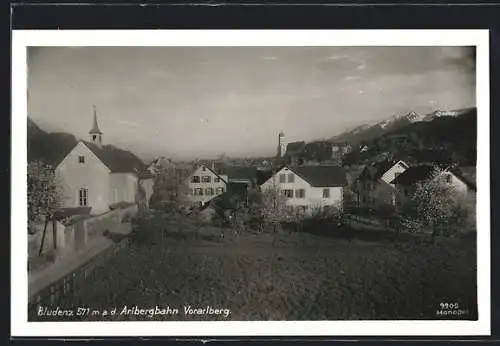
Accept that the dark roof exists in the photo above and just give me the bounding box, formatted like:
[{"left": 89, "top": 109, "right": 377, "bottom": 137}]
[
  {"left": 390, "top": 165, "right": 477, "bottom": 191},
  {"left": 256, "top": 169, "right": 273, "bottom": 186},
  {"left": 83, "top": 141, "right": 147, "bottom": 173},
  {"left": 288, "top": 165, "right": 348, "bottom": 187},
  {"left": 359, "top": 159, "right": 401, "bottom": 181},
  {"left": 218, "top": 166, "right": 258, "bottom": 182},
  {"left": 390, "top": 165, "right": 438, "bottom": 185},
  {"left": 286, "top": 141, "right": 306, "bottom": 154},
  {"left": 447, "top": 167, "right": 477, "bottom": 191}
]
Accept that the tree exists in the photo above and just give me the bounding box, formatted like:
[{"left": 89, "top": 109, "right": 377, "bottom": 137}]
[
  {"left": 259, "top": 184, "right": 289, "bottom": 235},
  {"left": 402, "top": 171, "right": 458, "bottom": 243},
  {"left": 149, "top": 165, "right": 191, "bottom": 213},
  {"left": 27, "top": 161, "right": 62, "bottom": 254}
]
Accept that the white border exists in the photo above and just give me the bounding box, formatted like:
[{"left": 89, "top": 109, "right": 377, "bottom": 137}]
[{"left": 12, "top": 30, "right": 490, "bottom": 337}]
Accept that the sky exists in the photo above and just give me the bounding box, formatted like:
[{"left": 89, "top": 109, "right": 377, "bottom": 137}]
[{"left": 27, "top": 46, "right": 476, "bottom": 160}]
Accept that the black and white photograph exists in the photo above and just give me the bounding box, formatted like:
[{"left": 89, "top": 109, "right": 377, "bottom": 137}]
[{"left": 12, "top": 30, "right": 490, "bottom": 336}]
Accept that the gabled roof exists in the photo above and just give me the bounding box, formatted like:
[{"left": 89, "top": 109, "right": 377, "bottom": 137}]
[
  {"left": 359, "top": 159, "right": 404, "bottom": 181},
  {"left": 390, "top": 165, "right": 439, "bottom": 185},
  {"left": 288, "top": 165, "right": 348, "bottom": 187},
  {"left": 256, "top": 169, "right": 274, "bottom": 186},
  {"left": 390, "top": 165, "right": 476, "bottom": 191},
  {"left": 192, "top": 163, "right": 228, "bottom": 183},
  {"left": 446, "top": 167, "right": 477, "bottom": 191},
  {"left": 82, "top": 141, "right": 147, "bottom": 173},
  {"left": 218, "top": 166, "right": 258, "bottom": 182}
]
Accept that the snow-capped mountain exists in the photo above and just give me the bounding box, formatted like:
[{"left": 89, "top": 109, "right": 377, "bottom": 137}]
[{"left": 330, "top": 107, "right": 474, "bottom": 145}]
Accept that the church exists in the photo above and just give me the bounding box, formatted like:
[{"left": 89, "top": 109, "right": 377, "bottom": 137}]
[{"left": 54, "top": 106, "right": 154, "bottom": 215}]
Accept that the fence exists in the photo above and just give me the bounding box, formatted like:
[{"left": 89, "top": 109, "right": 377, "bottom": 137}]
[
  {"left": 28, "top": 237, "right": 129, "bottom": 319},
  {"left": 27, "top": 204, "right": 138, "bottom": 318}
]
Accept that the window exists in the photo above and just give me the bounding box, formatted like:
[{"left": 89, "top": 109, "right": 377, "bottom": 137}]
[
  {"left": 194, "top": 188, "right": 204, "bottom": 196},
  {"left": 279, "top": 174, "right": 286, "bottom": 183},
  {"left": 202, "top": 166, "right": 206, "bottom": 171},
  {"left": 191, "top": 176, "right": 200, "bottom": 183},
  {"left": 214, "top": 177, "right": 220, "bottom": 183},
  {"left": 295, "top": 189, "right": 306, "bottom": 198},
  {"left": 216, "top": 187, "right": 225, "bottom": 195},
  {"left": 78, "top": 188, "right": 88, "bottom": 207},
  {"left": 282, "top": 189, "right": 294, "bottom": 198},
  {"left": 92, "top": 135, "right": 97, "bottom": 141},
  {"left": 205, "top": 188, "right": 214, "bottom": 196},
  {"left": 202, "top": 176, "right": 211, "bottom": 183},
  {"left": 78, "top": 155, "right": 85, "bottom": 164},
  {"left": 288, "top": 174, "right": 295, "bottom": 183},
  {"left": 323, "top": 188, "right": 330, "bottom": 198}
]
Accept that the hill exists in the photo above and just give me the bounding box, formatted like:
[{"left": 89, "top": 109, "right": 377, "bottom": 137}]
[
  {"left": 330, "top": 108, "right": 475, "bottom": 147},
  {"left": 342, "top": 107, "right": 477, "bottom": 167},
  {"left": 27, "top": 118, "right": 147, "bottom": 170}
]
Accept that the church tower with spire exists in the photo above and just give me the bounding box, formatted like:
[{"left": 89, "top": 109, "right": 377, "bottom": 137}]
[{"left": 89, "top": 105, "right": 103, "bottom": 147}]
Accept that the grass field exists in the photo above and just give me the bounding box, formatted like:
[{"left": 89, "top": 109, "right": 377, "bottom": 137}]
[{"left": 34, "top": 211, "right": 477, "bottom": 321}]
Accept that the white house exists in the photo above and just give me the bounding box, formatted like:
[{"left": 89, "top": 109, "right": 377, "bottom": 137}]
[
  {"left": 260, "top": 165, "right": 348, "bottom": 212},
  {"left": 356, "top": 159, "right": 409, "bottom": 209},
  {"left": 391, "top": 165, "right": 476, "bottom": 208},
  {"left": 186, "top": 164, "right": 228, "bottom": 207},
  {"left": 54, "top": 108, "right": 154, "bottom": 215}
]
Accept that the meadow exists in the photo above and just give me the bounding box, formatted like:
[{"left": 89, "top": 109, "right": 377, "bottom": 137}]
[{"left": 35, "top": 211, "right": 477, "bottom": 321}]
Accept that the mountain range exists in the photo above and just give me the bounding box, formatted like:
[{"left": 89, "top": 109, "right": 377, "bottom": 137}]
[
  {"left": 341, "top": 107, "right": 477, "bottom": 167},
  {"left": 329, "top": 107, "right": 475, "bottom": 146}
]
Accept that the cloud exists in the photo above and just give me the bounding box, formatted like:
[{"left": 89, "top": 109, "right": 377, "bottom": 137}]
[
  {"left": 344, "top": 75, "right": 361, "bottom": 81},
  {"left": 357, "top": 63, "right": 367, "bottom": 70}
]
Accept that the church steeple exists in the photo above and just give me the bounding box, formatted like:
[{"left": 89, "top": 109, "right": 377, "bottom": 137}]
[{"left": 89, "top": 105, "right": 103, "bottom": 146}]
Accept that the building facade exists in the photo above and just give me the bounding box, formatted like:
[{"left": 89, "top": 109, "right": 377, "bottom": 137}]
[
  {"left": 54, "top": 107, "right": 154, "bottom": 215},
  {"left": 186, "top": 164, "right": 228, "bottom": 207},
  {"left": 260, "top": 165, "right": 348, "bottom": 213}
]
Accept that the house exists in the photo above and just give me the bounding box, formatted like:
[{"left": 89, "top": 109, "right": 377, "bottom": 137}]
[
  {"left": 218, "top": 166, "right": 259, "bottom": 187},
  {"left": 186, "top": 164, "right": 228, "bottom": 207},
  {"left": 260, "top": 165, "right": 348, "bottom": 213},
  {"left": 355, "top": 159, "right": 410, "bottom": 209},
  {"left": 390, "top": 164, "right": 476, "bottom": 208},
  {"left": 54, "top": 107, "right": 154, "bottom": 215}
]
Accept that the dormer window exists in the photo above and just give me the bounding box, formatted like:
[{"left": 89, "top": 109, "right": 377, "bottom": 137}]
[{"left": 78, "top": 155, "right": 85, "bottom": 163}]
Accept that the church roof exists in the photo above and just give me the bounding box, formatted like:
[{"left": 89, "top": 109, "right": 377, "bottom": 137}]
[
  {"left": 83, "top": 141, "right": 147, "bottom": 173},
  {"left": 89, "top": 108, "right": 102, "bottom": 134}
]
